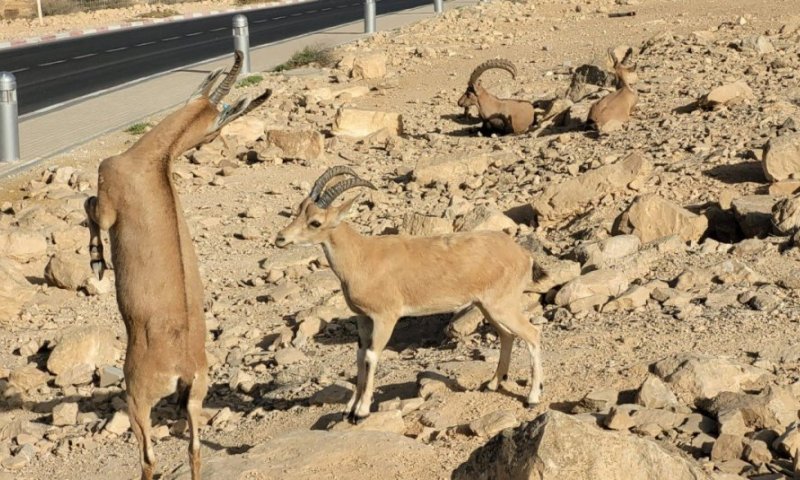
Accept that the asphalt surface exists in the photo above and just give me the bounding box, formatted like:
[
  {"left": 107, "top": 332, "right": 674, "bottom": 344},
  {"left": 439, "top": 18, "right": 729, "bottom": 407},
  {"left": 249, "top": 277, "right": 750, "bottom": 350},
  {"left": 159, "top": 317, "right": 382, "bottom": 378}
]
[{"left": 0, "top": 0, "right": 429, "bottom": 116}]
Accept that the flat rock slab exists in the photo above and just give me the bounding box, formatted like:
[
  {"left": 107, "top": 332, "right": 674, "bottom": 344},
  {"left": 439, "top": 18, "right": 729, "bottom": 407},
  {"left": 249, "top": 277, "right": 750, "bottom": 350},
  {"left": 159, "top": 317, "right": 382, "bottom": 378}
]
[{"left": 168, "top": 430, "right": 436, "bottom": 480}]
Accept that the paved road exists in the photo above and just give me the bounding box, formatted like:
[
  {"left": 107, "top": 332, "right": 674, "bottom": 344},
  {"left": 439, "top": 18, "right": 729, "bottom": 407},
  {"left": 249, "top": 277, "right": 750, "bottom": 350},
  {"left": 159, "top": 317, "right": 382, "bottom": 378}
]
[{"left": 1, "top": 0, "right": 428, "bottom": 116}]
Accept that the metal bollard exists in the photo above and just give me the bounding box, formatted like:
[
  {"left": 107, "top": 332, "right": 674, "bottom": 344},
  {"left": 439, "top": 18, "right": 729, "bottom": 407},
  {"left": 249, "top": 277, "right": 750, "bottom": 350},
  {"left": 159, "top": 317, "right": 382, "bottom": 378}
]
[
  {"left": 0, "top": 72, "right": 19, "bottom": 163},
  {"left": 232, "top": 15, "right": 251, "bottom": 76},
  {"left": 364, "top": 0, "right": 376, "bottom": 34},
  {"left": 434, "top": 0, "right": 443, "bottom": 14}
]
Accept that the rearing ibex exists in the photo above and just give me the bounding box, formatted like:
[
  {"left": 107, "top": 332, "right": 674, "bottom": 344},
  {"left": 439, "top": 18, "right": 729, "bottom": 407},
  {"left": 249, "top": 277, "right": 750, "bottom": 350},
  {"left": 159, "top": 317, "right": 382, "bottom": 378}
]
[
  {"left": 275, "top": 167, "right": 542, "bottom": 423},
  {"left": 457, "top": 58, "right": 536, "bottom": 135},
  {"left": 85, "top": 51, "right": 271, "bottom": 480}
]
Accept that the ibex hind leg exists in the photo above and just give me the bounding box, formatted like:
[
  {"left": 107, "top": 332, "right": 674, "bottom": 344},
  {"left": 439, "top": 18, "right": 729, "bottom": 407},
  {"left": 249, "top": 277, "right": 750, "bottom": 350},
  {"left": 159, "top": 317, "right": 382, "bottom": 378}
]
[
  {"left": 127, "top": 394, "right": 156, "bottom": 480},
  {"left": 345, "top": 316, "right": 371, "bottom": 423},
  {"left": 185, "top": 373, "right": 208, "bottom": 480}
]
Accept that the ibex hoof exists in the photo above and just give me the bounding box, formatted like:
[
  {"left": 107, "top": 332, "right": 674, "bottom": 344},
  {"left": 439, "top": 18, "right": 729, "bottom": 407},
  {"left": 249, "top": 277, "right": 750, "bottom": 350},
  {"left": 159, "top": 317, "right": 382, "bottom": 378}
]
[
  {"left": 91, "top": 261, "right": 106, "bottom": 280},
  {"left": 348, "top": 413, "right": 369, "bottom": 425}
]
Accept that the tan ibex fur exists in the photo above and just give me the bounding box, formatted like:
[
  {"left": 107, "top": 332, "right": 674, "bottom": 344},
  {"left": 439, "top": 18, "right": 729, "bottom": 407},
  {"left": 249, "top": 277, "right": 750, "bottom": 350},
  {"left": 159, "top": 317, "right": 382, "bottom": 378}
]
[
  {"left": 587, "top": 47, "right": 639, "bottom": 132},
  {"left": 84, "top": 51, "right": 271, "bottom": 480},
  {"left": 275, "top": 167, "right": 542, "bottom": 423},
  {"left": 457, "top": 59, "right": 536, "bottom": 135}
]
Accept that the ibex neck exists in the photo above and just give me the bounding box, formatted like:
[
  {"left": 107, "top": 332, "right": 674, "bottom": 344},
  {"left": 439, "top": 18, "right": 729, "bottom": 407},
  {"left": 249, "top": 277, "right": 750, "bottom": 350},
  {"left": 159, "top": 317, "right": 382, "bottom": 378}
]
[
  {"left": 321, "top": 223, "right": 367, "bottom": 284},
  {"left": 128, "top": 102, "right": 209, "bottom": 163}
]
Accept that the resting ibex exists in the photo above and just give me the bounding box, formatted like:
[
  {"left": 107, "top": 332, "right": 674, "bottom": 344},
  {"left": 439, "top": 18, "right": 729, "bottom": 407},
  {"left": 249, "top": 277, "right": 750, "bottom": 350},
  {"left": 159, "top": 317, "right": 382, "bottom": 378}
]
[
  {"left": 587, "top": 47, "right": 638, "bottom": 132},
  {"left": 85, "top": 51, "right": 271, "bottom": 480},
  {"left": 457, "top": 59, "right": 536, "bottom": 135},
  {"left": 275, "top": 167, "right": 542, "bottom": 423}
]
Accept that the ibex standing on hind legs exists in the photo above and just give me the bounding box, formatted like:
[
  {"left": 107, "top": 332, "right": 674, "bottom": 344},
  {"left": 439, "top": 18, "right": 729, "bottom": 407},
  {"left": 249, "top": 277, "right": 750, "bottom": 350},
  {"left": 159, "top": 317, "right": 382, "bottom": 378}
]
[
  {"left": 275, "top": 167, "right": 543, "bottom": 423},
  {"left": 84, "top": 51, "right": 271, "bottom": 480},
  {"left": 457, "top": 58, "right": 537, "bottom": 135}
]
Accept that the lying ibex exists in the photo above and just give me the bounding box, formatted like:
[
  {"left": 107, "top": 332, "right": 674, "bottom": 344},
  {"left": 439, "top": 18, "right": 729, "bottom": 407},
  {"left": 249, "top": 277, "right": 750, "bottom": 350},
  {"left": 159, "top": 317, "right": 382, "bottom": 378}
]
[
  {"left": 85, "top": 51, "right": 271, "bottom": 480},
  {"left": 457, "top": 59, "right": 536, "bottom": 135},
  {"left": 275, "top": 167, "right": 542, "bottom": 422},
  {"left": 587, "top": 47, "right": 638, "bottom": 132}
]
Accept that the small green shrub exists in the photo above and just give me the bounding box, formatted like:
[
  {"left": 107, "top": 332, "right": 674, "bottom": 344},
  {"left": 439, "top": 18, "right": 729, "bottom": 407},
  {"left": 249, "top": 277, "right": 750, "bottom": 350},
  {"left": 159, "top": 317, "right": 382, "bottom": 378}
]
[
  {"left": 273, "top": 44, "right": 334, "bottom": 72},
  {"left": 236, "top": 75, "right": 264, "bottom": 88},
  {"left": 125, "top": 122, "right": 150, "bottom": 135}
]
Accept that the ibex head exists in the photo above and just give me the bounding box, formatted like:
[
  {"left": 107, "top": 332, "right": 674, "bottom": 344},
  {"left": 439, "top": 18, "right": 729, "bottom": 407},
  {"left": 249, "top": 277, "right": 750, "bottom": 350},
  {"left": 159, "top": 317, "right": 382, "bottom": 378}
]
[
  {"left": 457, "top": 58, "right": 517, "bottom": 108},
  {"left": 150, "top": 50, "right": 272, "bottom": 157},
  {"left": 609, "top": 47, "right": 638, "bottom": 89},
  {"left": 275, "top": 166, "right": 376, "bottom": 248}
]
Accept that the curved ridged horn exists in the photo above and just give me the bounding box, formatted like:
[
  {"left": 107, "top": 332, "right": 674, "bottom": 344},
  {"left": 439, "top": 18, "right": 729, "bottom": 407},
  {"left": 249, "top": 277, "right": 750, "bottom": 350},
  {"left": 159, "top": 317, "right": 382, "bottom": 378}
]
[
  {"left": 316, "top": 177, "right": 377, "bottom": 209},
  {"left": 309, "top": 166, "right": 360, "bottom": 201},
  {"left": 209, "top": 50, "right": 244, "bottom": 105},
  {"left": 468, "top": 58, "right": 517, "bottom": 85}
]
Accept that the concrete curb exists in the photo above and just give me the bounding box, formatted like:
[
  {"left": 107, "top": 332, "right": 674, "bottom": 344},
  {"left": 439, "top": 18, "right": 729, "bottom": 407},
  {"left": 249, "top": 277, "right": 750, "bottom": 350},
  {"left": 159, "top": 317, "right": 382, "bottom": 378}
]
[{"left": 0, "top": 0, "right": 314, "bottom": 51}]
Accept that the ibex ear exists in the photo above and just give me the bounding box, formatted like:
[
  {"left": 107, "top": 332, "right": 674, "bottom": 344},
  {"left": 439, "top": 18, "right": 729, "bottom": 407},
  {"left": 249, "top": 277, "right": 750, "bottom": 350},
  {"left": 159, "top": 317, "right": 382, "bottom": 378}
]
[
  {"left": 331, "top": 195, "right": 359, "bottom": 224},
  {"left": 188, "top": 68, "right": 224, "bottom": 103}
]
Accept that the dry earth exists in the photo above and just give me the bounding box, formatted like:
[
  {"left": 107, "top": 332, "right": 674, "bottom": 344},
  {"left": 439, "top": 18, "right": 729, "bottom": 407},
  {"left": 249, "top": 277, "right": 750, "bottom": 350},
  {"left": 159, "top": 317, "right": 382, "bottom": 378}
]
[{"left": 1, "top": 0, "right": 800, "bottom": 479}]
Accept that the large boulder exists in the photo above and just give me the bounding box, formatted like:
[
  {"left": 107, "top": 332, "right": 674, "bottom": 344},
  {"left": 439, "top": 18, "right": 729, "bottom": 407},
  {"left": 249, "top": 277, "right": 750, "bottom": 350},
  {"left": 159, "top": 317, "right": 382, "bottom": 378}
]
[
  {"left": 168, "top": 430, "right": 436, "bottom": 479},
  {"left": 265, "top": 130, "right": 325, "bottom": 161},
  {"left": 652, "top": 353, "right": 771, "bottom": 406},
  {"left": 413, "top": 152, "right": 506, "bottom": 188},
  {"left": 772, "top": 194, "right": 800, "bottom": 235},
  {"left": 615, "top": 194, "right": 707, "bottom": 243},
  {"left": 701, "top": 80, "right": 753, "bottom": 109},
  {"left": 46, "top": 326, "right": 118, "bottom": 376},
  {"left": 554, "top": 269, "right": 629, "bottom": 307},
  {"left": 453, "top": 411, "right": 710, "bottom": 480},
  {"left": 532, "top": 153, "right": 652, "bottom": 222},
  {"left": 44, "top": 252, "right": 92, "bottom": 291},
  {"left": 731, "top": 195, "right": 780, "bottom": 238},
  {"left": 763, "top": 132, "right": 800, "bottom": 182},
  {"left": 350, "top": 53, "right": 387, "bottom": 80},
  {"left": 332, "top": 108, "right": 402, "bottom": 138}
]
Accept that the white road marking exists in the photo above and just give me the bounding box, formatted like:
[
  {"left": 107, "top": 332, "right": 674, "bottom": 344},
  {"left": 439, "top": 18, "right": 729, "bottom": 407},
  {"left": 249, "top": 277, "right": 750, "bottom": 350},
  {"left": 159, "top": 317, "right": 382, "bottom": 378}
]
[
  {"left": 185, "top": 31, "right": 203, "bottom": 37},
  {"left": 253, "top": 18, "right": 268, "bottom": 23},
  {"left": 290, "top": 12, "right": 302, "bottom": 16},
  {"left": 73, "top": 53, "right": 97, "bottom": 59},
  {"left": 210, "top": 27, "right": 226, "bottom": 32},
  {"left": 321, "top": 7, "right": 332, "bottom": 10},
  {"left": 273, "top": 15, "right": 286, "bottom": 19},
  {"left": 106, "top": 47, "right": 127, "bottom": 52},
  {"left": 306, "top": 9, "right": 318, "bottom": 13},
  {"left": 11, "top": 67, "right": 28, "bottom": 73},
  {"left": 38, "top": 59, "right": 66, "bottom": 67},
  {"left": 162, "top": 36, "right": 181, "bottom": 41},
  {"left": 135, "top": 41, "right": 156, "bottom": 47}
]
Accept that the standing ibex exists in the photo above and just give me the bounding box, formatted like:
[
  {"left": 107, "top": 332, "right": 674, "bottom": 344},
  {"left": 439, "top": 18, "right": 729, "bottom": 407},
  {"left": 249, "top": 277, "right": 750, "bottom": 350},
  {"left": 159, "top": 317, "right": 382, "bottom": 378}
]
[
  {"left": 457, "top": 59, "right": 536, "bottom": 135},
  {"left": 587, "top": 47, "right": 638, "bottom": 132},
  {"left": 275, "top": 167, "right": 542, "bottom": 423},
  {"left": 85, "top": 51, "right": 271, "bottom": 480}
]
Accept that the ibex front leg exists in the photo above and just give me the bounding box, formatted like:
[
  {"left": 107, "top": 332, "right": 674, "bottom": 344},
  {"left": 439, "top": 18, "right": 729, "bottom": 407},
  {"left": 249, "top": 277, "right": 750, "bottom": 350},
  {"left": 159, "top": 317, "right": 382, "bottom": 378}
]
[{"left": 85, "top": 196, "right": 108, "bottom": 280}]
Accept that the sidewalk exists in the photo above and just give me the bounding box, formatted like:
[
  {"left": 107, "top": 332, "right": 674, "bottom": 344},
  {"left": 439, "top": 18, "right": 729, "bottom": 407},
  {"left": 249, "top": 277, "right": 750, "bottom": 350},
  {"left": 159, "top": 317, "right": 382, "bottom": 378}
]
[{"left": 0, "top": 0, "right": 473, "bottom": 178}]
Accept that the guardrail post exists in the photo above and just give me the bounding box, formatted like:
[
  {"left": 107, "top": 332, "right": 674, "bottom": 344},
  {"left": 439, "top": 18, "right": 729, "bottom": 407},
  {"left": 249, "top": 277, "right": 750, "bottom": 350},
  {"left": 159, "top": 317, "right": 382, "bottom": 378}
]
[
  {"left": 0, "top": 72, "right": 19, "bottom": 164},
  {"left": 364, "top": 0, "right": 376, "bottom": 34},
  {"left": 434, "top": 0, "right": 443, "bottom": 14},
  {"left": 232, "top": 15, "right": 251, "bottom": 76}
]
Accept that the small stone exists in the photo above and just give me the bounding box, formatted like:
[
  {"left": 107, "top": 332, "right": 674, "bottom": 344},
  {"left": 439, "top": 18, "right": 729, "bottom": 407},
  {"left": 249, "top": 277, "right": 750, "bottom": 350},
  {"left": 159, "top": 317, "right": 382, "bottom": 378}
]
[
  {"left": 55, "top": 363, "right": 94, "bottom": 387},
  {"left": 274, "top": 348, "right": 307, "bottom": 365},
  {"left": 604, "top": 407, "right": 635, "bottom": 431},
  {"left": 636, "top": 375, "right": 679, "bottom": 409},
  {"left": 105, "top": 411, "right": 131, "bottom": 435},
  {"left": 576, "top": 388, "right": 618, "bottom": 412},
  {"left": 310, "top": 381, "right": 355, "bottom": 406},
  {"left": 711, "top": 434, "right": 744, "bottom": 462},
  {"left": 98, "top": 365, "right": 124, "bottom": 388},
  {"left": 52, "top": 402, "right": 79, "bottom": 426},
  {"left": 9, "top": 364, "right": 49, "bottom": 392},
  {"left": 468, "top": 410, "right": 519, "bottom": 437}
]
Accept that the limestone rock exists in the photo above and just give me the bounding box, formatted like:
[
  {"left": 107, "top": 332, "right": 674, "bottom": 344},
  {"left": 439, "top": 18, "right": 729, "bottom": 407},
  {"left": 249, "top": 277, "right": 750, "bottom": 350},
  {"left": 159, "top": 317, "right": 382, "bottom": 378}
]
[
  {"left": 0, "top": 229, "right": 47, "bottom": 263},
  {"left": 446, "top": 308, "right": 484, "bottom": 339},
  {"left": 9, "top": 364, "right": 49, "bottom": 392},
  {"left": 772, "top": 194, "right": 800, "bottom": 235},
  {"left": 44, "top": 252, "right": 92, "bottom": 291},
  {"left": 699, "top": 386, "right": 800, "bottom": 431},
  {"left": 167, "top": 430, "right": 436, "bottom": 480},
  {"left": 469, "top": 410, "right": 519, "bottom": 437},
  {"left": 652, "top": 354, "right": 771, "bottom": 406},
  {"left": 702, "top": 81, "right": 753, "bottom": 109},
  {"left": 0, "top": 259, "right": 35, "bottom": 321},
  {"left": 400, "top": 213, "right": 453, "bottom": 236},
  {"left": 332, "top": 410, "right": 405, "bottom": 435},
  {"left": 220, "top": 116, "right": 265, "bottom": 145},
  {"left": 453, "top": 411, "right": 710, "bottom": 480},
  {"left": 532, "top": 153, "right": 652, "bottom": 222},
  {"left": 310, "top": 381, "right": 354, "bottom": 406},
  {"left": 333, "top": 108, "right": 402, "bottom": 138},
  {"left": 636, "top": 375, "right": 680, "bottom": 410},
  {"left": 574, "top": 235, "right": 640, "bottom": 268},
  {"left": 531, "top": 256, "right": 581, "bottom": 294},
  {"left": 453, "top": 206, "right": 517, "bottom": 235},
  {"left": 104, "top": 411, "right": 130, "bottom": 435},
  {"left": 554, "top": 269, "right": 629, "bottom": 307},
  {"left": 615, "top": 194, "right": 708, "bottom": 243},
  {"left": 711, "top": 434, "right": 744, "bottom": 462},
  {"left": 413, "top": 152, "right": 501, "bottom": 187},
  {"left": 763, "top": 132, "right": 800, "bottom": 182},
  {"left": 46, "top": 326, "right": 118, "bottom": 376},
  {"left": 265, "top": 130, "right": 324, "bottom": 161},
  {"left": 730, "top": 195, "right": 780, "bottom": 238},
  {"left": 52, "top": 402, "right": 79, "bottom": 426},
  {"left": 351, "top": 54, "right": 387, "bottom": 80}
]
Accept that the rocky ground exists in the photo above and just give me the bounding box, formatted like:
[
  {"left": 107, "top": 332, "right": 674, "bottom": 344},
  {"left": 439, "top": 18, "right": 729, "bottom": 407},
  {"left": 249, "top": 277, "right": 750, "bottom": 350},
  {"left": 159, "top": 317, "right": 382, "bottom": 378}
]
[{"left": 1, "top": 0, "right": 800, "bottom": 478}]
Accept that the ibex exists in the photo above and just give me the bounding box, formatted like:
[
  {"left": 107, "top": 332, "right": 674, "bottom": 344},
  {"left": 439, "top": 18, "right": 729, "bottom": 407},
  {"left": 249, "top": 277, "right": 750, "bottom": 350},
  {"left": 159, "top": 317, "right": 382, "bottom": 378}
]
[
  {"left": 84, "top": 51, "right": 271, "bottom": 480},
  {"left": 275, "top": 167, "right": 542, "bottom": 423},
  {"left": 587, "top": 47, "right": 638, "bottom": 133},
  {"left": 457, "top": 58, "right": 536, "bottom": 135}
]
